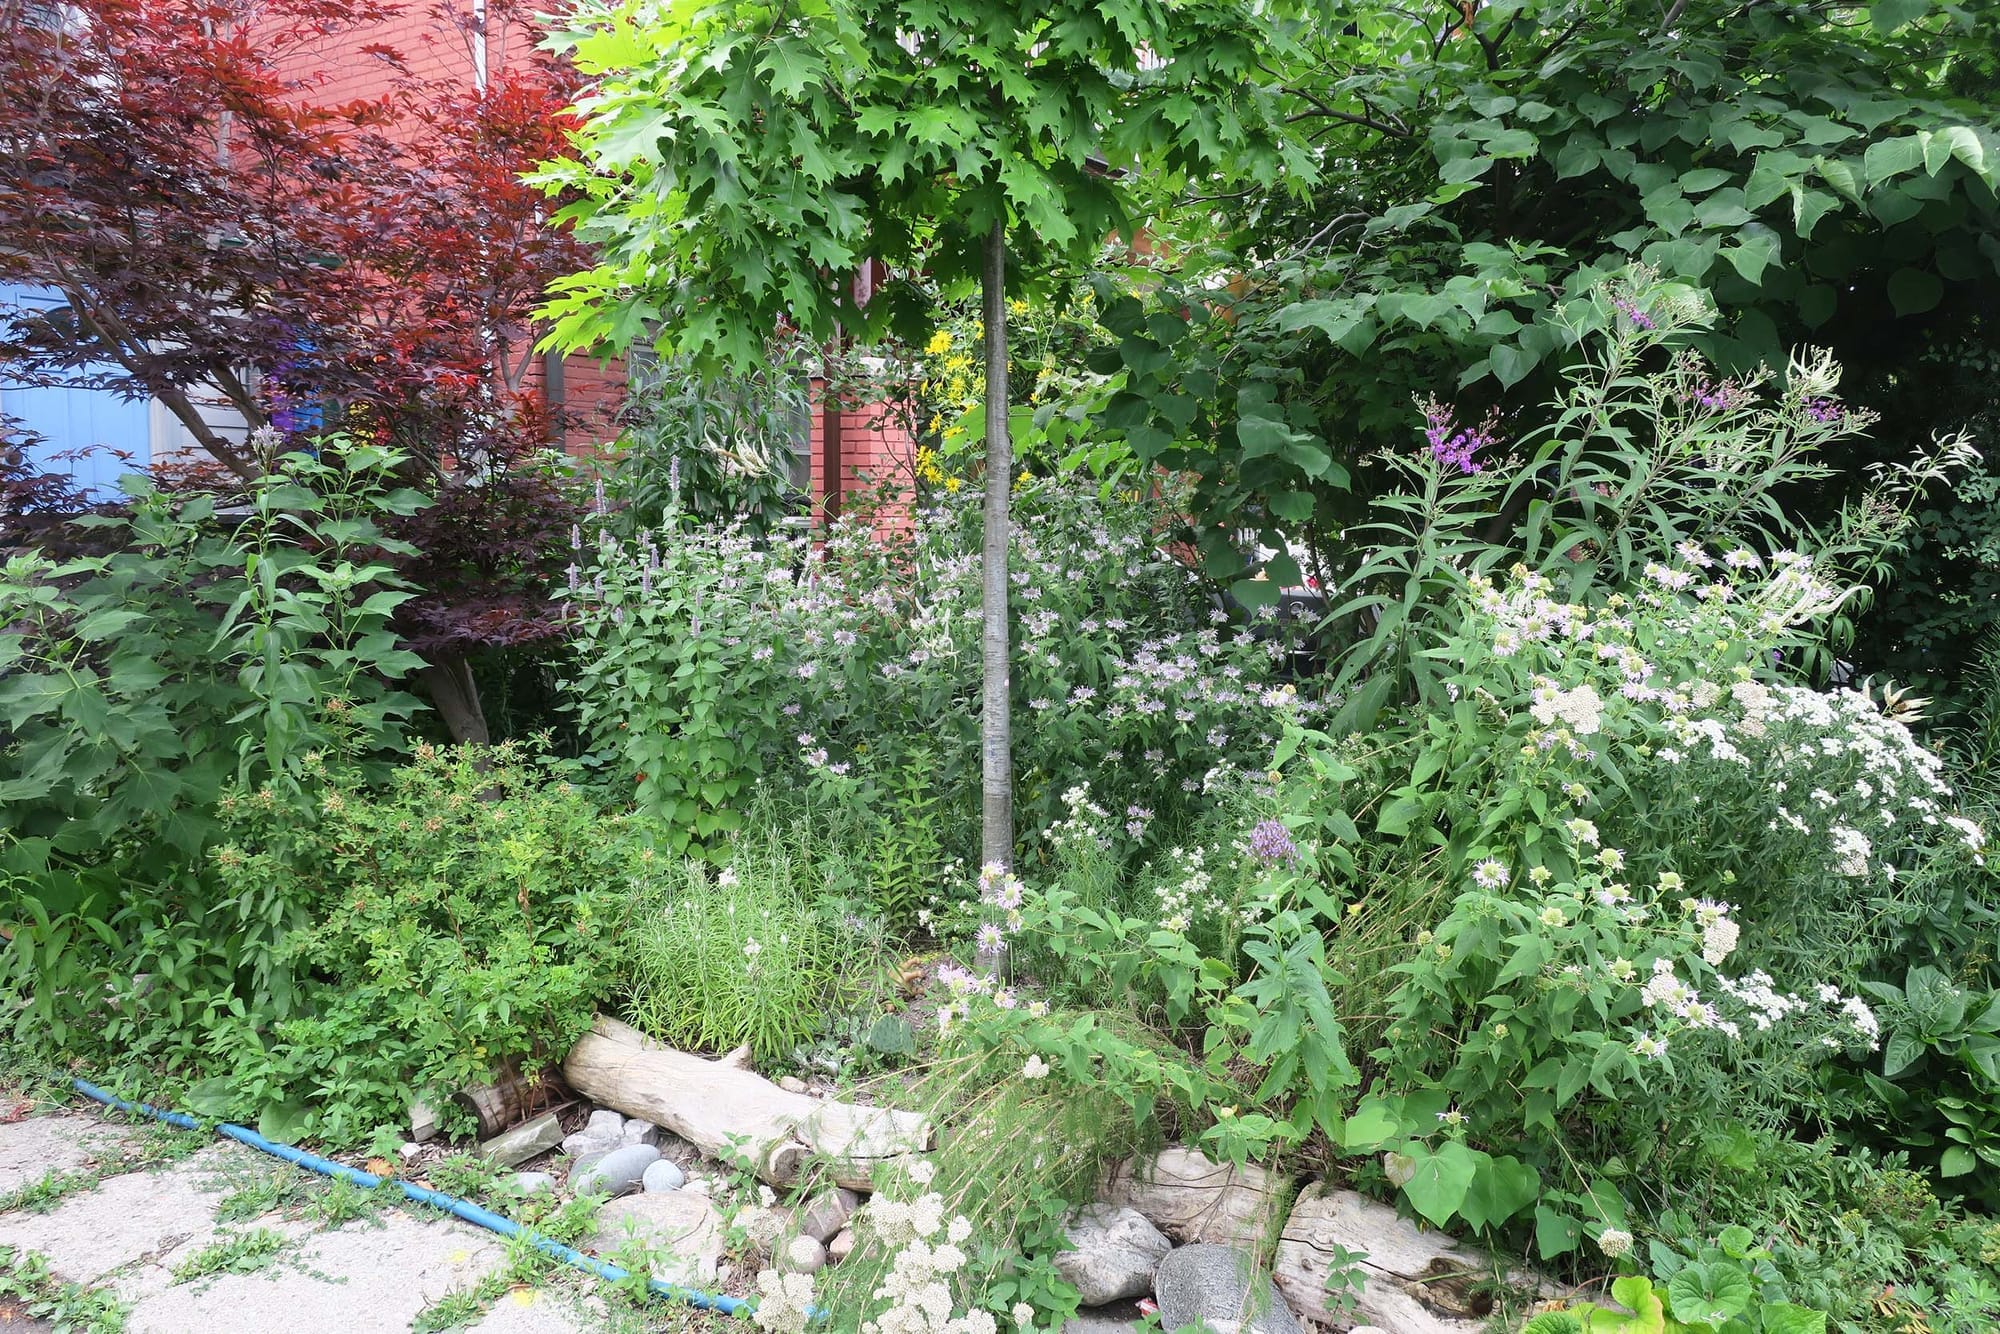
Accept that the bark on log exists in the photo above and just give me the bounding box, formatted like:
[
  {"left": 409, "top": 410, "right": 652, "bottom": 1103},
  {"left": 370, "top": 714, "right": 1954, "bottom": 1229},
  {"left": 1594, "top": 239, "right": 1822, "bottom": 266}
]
[
  {"left": 456, "top": 1060, "right": 565, "bottom": 1139},
  {"left": 562, "top": 1015, "right": 932, "bottom": 1189}
]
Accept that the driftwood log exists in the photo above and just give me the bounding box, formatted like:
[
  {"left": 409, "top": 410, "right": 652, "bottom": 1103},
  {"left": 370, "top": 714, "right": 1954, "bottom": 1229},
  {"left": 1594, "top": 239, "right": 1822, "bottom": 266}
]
[
  {"left": 455, "top": 1059, "right": 567, "bottom": 1139},
  {"left": 562, "top": 1015, "right": 933, "bottom": 1189},
  {"left": 1272, "top": 1184, "right": 1497, "bottom": 1334}
]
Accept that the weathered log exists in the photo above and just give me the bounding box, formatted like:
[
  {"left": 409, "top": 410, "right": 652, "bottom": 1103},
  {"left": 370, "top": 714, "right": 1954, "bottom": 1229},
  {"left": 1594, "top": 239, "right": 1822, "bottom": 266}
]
[
  {"left": 1271, "top": 1184, "right": 1494, "bottom": 1333},
  {"left": 1101, "top": 1146, "right": 1286, "bottom": 1248},
  {"left": 562, "top": 1015, "right": 932, "bottom": 1189},
  {"left": 454, "top": 1059, "right": 568, "bottom": 1139}
]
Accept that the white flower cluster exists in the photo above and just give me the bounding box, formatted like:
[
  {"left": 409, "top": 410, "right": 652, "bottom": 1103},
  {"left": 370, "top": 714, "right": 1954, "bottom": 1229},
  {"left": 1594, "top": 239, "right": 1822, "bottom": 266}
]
[
  {"left": 1048, "top": 784, "right": 1113, "bottom": 856},
  {"left": 1464, "top": 561, "right": 1983, "bottom": 887},
  {"left": 859, "top": 1188, "right": 992, "bottom": 1334},
  {"left": 1529, "top": 681, "right": 1604, "bottom": 737},
  {"left": 1153, "top": 845, "right": 1218, "bottom": 934}
]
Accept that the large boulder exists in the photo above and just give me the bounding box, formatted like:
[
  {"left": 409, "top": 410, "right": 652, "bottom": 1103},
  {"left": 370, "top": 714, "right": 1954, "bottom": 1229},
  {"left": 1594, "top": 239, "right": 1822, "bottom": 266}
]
[
  {"left": 1154, "top": 1244, "right": 1303, "bottom": 1334},
  {"left": 1054, "top": 1205, "right": 1172, "bottom": 1306},
  {"left": 1101, "top": 1148, "right": 1285, "bottom": 1248},
  {"left": 1272, "top": 1186, "right": 1493, "bottom": 1333},
  {"left": 586, "top": 1193, "right": 725, "bottom": 1286}
]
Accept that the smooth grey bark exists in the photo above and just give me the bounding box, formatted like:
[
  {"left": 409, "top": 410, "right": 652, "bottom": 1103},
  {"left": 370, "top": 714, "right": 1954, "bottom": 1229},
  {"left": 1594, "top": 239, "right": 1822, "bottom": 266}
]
[{"left": 976, "top": 214, "right": 1012, "bottom": 978}]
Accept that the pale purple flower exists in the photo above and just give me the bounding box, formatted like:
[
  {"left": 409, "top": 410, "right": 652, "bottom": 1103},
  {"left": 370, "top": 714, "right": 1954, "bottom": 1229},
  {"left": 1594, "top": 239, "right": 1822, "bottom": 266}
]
[{"left": 1248, "top": 819, "right": 1297, "bottom": 864}]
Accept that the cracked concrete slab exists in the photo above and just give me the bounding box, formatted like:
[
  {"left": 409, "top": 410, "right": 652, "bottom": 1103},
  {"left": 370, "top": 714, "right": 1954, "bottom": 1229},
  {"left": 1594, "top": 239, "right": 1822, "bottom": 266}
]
[
  {"left": 468, "top": 1284, "right": 600, "bottom": 1332},
  {"left": 0, "top": 1114, "right": 137, "bottom": 1197},
  {"left": 124, "top": 1209, "right": 504, "bottom": 1334},
  {"left": 0, "top": 1142, "right": 259, "bottom": 1299}
]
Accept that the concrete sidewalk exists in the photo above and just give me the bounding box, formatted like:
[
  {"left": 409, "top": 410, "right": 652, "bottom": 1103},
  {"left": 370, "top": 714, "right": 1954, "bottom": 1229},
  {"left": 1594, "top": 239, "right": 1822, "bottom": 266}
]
[{"left": 0, "top": 1107, "right": 668, "bottom": 1333}]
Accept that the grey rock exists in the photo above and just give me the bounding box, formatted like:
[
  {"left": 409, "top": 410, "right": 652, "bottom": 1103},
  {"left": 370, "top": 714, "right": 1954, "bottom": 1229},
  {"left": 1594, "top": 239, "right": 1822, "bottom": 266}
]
[
  {"left": 779, "top": 1235, "right": 827, "bottom": 1276},
  {"left": 398, "top": 1142, "right": 424, "bottom": 1164},
  {"left": 571, "top": 1144, "right": 662, "bottom": 1199},
  {"left": 796, "top": 1188, "right": 861, "bottom": 1243},
  {"left": 479, "top": 1112, "right": 563, "bottom": 1168},
  {"left": 777, "top": 1076, "right": 809, "bottom": 1094},
  {"left": 827, "top": 1228, "right": 856, "bottom": 1265},
  {"left": 733, "top": 1205, "right": 791, "bottom": 1251},
  {"left": 562, "top": 1109, "right": 627, "bottom": 1161},
  {"left": 1058, "top": 1205, "right": 1171, "bottom": 1306},
  {"left": 509, "top": 1171, "right": 557, "bottom": 1197},
  {"left": 1154, "top": 1244, "right": 1303, "bottom": 1334},
  {"left": 621, "top": 1119, "right": 663, "bottom": 1148},
  {"left": 641, "top": 1160, "right": 686, "bottom": 1193},
  {"left": 585, "top": 1193, "right": 724, "bottom": 1286}
]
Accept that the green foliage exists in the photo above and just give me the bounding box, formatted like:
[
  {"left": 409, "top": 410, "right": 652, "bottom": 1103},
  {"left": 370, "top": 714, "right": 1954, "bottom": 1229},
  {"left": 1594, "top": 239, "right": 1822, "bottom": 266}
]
[
  {"left": 169, "top": 1228, "right": 288, "bottom": 1284},
  {"left": 0, "top": 1168, "right": 100, "bottom": 1216},
  {"left": 536, "top": 0, "right": 1308, "bottom": 369},
  {"left": 625, "top": 817, "right": 885, "bottom": 1063},
  {"left": 1082, "top": 0, "right": 1998, "bottom": 590},
  {"left": 183, "top": 743, "right": 632, "bottom": 1144},
  {"left": 0, "top": 1245, "right": 125, "bottom": 1333},
  {"left": 0, "top": 441, "right": 426, "bottom": 867},
  {"left": 605, "top": 348, "right": 811, "bottom": 536},
  {"left": 1843, "top": 966, "right": 2000, "bottom": 1205}
]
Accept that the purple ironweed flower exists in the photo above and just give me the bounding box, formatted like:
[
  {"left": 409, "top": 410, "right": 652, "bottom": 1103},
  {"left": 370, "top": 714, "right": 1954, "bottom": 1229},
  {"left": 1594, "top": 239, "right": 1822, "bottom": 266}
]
[
  {"left": 1613, "top": 296, "right": 1655, "bottom": 331},
  {"left": 1803, "top": 397, "right": 1842, "bottom": 424},
  {"left": 1248, "top": 818, "right": 1298, "bottom": 865},
  {"left": 1693, "top": 379, "right": 1749, "bottom": 412},
  {"left": 1418, "top": 397, "right": 1499, "bottom": 474}
]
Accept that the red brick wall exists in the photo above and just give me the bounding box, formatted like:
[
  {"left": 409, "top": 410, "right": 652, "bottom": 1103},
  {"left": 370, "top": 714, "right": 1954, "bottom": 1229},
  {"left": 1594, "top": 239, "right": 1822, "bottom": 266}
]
[{"left": 808, "top": 379, "right": 916, "bottom": 533}]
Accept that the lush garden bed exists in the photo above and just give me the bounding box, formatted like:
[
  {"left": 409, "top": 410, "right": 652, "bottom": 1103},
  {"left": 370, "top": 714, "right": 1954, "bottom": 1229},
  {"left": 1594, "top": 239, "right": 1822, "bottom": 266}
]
[{"left": 5, "top": 281, "right": 2000, "bottom": 1334}]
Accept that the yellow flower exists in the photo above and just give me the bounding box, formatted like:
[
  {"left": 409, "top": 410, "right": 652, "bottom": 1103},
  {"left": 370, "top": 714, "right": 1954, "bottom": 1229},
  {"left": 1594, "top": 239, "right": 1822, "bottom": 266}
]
[
  {"left": 926, "top": 330, "right": 954, "bottom": 355},
  {"left": 944, "top": 477, "right": 963, "bottom": 493}
]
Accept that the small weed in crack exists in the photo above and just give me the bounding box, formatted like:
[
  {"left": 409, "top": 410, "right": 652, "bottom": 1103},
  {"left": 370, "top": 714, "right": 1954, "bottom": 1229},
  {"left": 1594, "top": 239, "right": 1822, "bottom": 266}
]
[
  {"left": 0, "top": 1168, "right": 100, "bottom": 1215},
  {"left": 169, "top": 1229, "right": 288, "bottom": 1285},
  {"left": 0, "top": 1244, "right": 126, "bottom": 1332}
]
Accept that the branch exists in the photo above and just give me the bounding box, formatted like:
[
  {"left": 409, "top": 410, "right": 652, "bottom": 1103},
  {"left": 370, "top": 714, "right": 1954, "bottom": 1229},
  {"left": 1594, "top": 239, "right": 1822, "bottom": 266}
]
[
  {"left": 51, "top": 283, "right": 261, "bottom": 482},
  {"left": 1284, "top": 84, "right": 1411, "bottom": 139}
]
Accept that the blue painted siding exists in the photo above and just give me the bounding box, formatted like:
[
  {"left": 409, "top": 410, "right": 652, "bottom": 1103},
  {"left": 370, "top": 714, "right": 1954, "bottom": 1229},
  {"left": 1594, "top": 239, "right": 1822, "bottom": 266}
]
[{"left": 1, "top": 283, "right": 151, "bottom": 498}]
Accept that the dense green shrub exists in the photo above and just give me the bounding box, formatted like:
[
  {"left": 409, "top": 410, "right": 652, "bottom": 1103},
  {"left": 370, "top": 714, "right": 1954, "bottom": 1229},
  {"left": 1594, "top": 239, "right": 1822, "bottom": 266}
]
[
  {"left": 0, "top": 441, "right": 426, "bottom": 871},
  {"left": 180, "top": 743, "right": 639, "bottom": 1144}
]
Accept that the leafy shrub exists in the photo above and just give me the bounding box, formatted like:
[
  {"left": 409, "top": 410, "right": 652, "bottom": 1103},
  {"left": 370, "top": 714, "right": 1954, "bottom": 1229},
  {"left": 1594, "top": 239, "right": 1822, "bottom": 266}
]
[
  {"left": 0, "top": 441, "right": 426, "bottom": 867},
  {"left": 624, "top": 815, "right": 885, "bottom": 1063},
  {"left": 186, "top": 742, "right": 636, "bottom": 1144}
]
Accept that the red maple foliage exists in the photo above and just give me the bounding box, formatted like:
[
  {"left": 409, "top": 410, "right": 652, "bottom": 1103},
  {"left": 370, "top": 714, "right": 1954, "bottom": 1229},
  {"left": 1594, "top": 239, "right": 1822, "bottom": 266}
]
[{"left": 0, "top": 0, "right": 596, "bottom": 740}]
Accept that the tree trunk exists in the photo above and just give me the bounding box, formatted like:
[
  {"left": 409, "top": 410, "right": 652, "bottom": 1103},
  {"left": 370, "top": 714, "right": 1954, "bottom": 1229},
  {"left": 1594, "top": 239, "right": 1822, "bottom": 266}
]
[
  {"left": 418, "top": 646, "right": 491, "bottom": 745},
  {"left": 976, "top": 215, "right": 1012, "bottom": 979}
]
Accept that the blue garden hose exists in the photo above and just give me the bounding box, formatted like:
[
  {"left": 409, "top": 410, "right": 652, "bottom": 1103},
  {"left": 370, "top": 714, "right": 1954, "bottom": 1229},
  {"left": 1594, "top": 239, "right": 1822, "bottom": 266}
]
[{"left": 71, "top": 1078, "right": 753, "bottom": 1318}]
